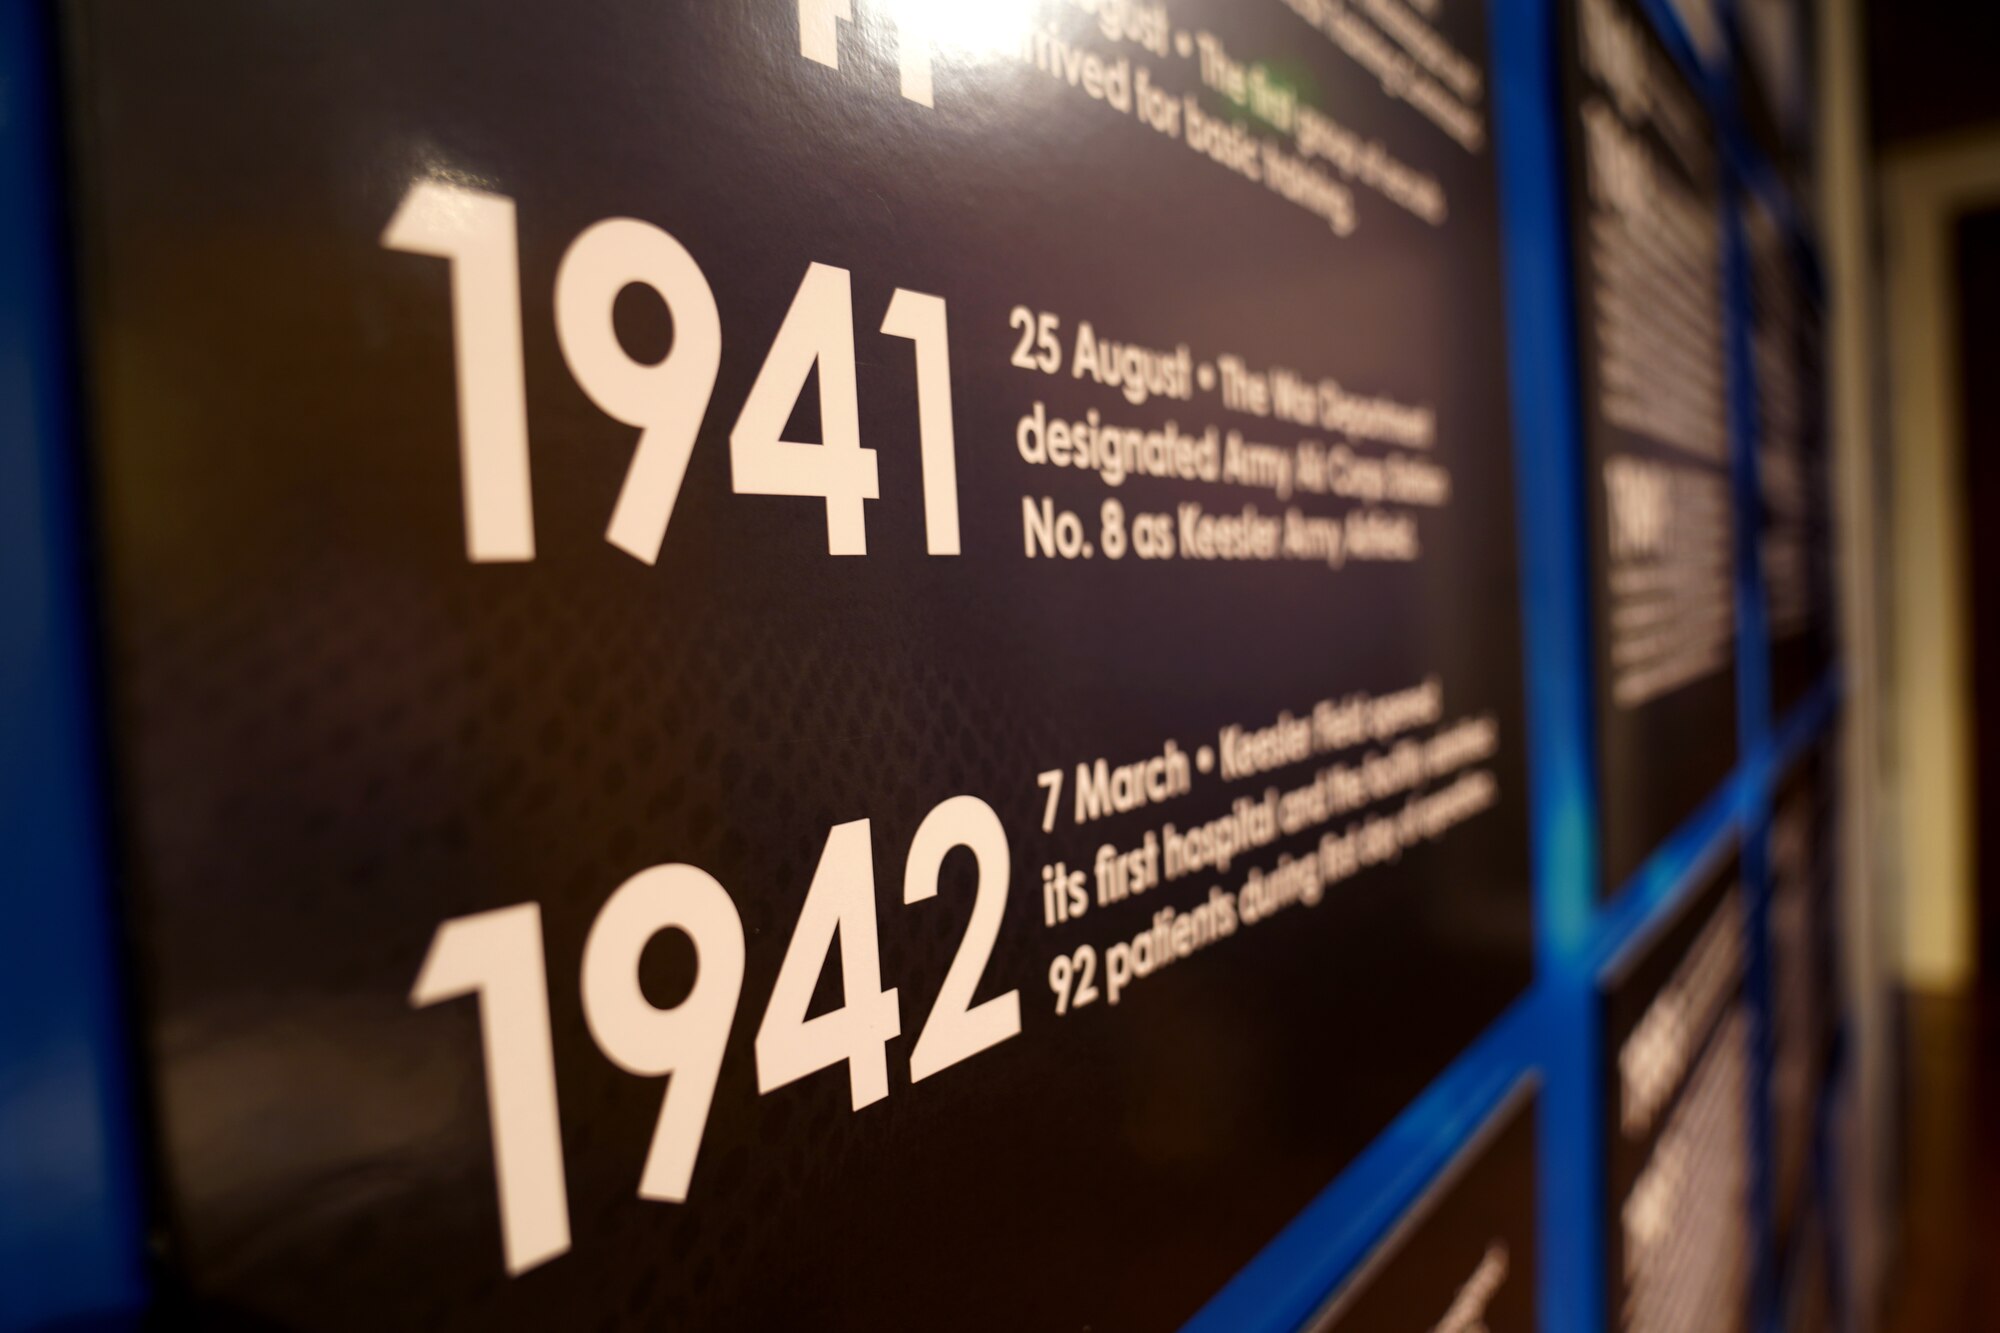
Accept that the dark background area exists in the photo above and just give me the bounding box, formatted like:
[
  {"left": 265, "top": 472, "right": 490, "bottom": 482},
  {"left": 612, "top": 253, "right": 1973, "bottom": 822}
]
[{"left": 1867, "top": 3, "right": 2000, "bottom": 147}]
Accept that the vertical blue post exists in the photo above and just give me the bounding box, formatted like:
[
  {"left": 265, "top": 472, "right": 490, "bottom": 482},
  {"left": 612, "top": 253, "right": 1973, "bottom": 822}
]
[
  {"left": 0, "top": 0, "right": 149, "bottom": 1326},
  {"left": 1723, "top": 171, "right": 1782, "bottom": 1333},
  {"left": 1489, "top": 0, "right": 1607, "bottom": 1329}
]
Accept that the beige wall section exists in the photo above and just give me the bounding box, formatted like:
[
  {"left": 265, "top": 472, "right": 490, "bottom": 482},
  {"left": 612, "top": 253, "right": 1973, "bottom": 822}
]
[{"left": 1880, "top": 132, "right": 2000, "bottom": 991}]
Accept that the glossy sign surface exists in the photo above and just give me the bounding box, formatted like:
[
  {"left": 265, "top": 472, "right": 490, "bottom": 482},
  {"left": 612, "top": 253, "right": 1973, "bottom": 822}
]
[{"left": 70, "top": 0, "right": 1530, "bottom": 1326}]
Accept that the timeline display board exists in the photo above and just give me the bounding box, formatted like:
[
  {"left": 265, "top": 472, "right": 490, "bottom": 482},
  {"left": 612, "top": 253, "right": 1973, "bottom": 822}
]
[
  {"left": 1746, "top": 193, "right": 1834, "bottom": 718},
  {"left": 1782, "top": 1203, "right": 1836, "bottom": 1333},
  {"left": 65, "top": 0, "right": 1531, "bottom": 1327},
  {"left": 1768, "top": 743, "right": 1839, "bottom": 1258},
  {"left": 1733, "top": 0, "right": 1815, "bottom": 199},
  {"left": 1601, "top": 853, "right": 1752, "bottom": 1333},
  {"left": 1660, "top": 0, "right": 1723, "bottom": 68},
  {"left": 1558, "top": 0, "right": 1739, "bottom": 893},
  {"left": 1307, "top": 1082, "right": 1538, "bottom": 1333}
]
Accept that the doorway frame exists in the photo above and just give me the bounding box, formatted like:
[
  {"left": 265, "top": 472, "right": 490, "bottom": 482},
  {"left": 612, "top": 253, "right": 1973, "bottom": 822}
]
[{"left": 1880, "top": 128, "right": 2000, "bottom": 989}]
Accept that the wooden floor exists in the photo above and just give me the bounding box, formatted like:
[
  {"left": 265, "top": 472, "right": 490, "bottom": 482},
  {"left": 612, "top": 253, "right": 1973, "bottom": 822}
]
[{"left": 1883, "top": 990, "right": 2000, "bottom": 1333}]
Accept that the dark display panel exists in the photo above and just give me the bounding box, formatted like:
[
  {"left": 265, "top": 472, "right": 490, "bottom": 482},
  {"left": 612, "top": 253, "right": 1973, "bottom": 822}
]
[
  {"left": 1782, "top": 1198, "right": 1837, "bottom": 1333},
  {"left": 1733, "top": 0, "right": 1816, "bottom": 199},
  {"left": 1601, "top": 852, "right": 1751, "bottom": 1333},
  {"left": 1559, "top": 0, "right": 1739, "bottom": 893},
  {"left": 1307, "top": 1081, "right": 1538, "bottom": 1333},
  {"left": 66, "top": 1, "right": 1531, "bottom": 1327},
  {"left": 1768, "top": 742, "right": 1840, "bottom": 1256},
  {"left": 1745, "top": 192, "right": 1833, "bottom": 718},
  {"left": 1661, "top": 0, "right": 1724, "bottom": 68}
]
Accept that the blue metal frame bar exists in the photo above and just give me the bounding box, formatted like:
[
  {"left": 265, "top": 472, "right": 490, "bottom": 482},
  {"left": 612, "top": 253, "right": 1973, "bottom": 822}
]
[{"left": 0, "top": 0, "right": 149, "bottom": 1327}]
